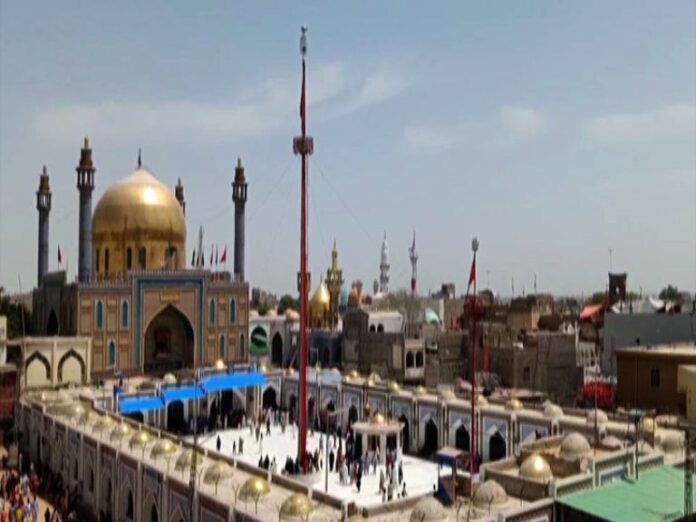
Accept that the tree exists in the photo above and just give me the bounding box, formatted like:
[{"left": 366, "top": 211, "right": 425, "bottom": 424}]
[
  {"left": 0, "top": 287, "right": 32, "bottom": 338},
  {"left": 277, "top": 294, "right": 299, "bottom": 315},
  {"left": 659, "top": 285, "right": 681, "bottom": 302},
  {"left": 257, "top": 302, "right": 270, "bottom": 316},
  {"left": 587, "top": 292, "right": 606, "bottom": 305}
]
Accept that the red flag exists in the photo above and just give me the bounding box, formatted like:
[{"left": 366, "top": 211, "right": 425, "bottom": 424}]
[
  {"left": 220, "top": 245, "right": 227, "bottom": 264},
  {"left": 57, "top": 245, "right": 62, "bottom": 265},
  {"left": 467, "top": 258, "right": 476, "bottom": 293}
]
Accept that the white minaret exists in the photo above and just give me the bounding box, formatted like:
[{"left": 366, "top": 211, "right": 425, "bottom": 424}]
[
  {"left": 379, "top": 232, "right": 390, "bottom": 293},
  {"left": 409, "top": 229, "right": 418, "bottom": 295}
]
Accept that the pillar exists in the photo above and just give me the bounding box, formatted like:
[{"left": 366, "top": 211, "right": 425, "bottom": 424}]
[
  {"left": 232, "top": 157, "right": 247, "bottom": 280},
  {"left": 36, "top": 166, "right": 52, "bottom": 286},
  {"left": 76, "top": 137, "right": 95, "bottom": 282}
]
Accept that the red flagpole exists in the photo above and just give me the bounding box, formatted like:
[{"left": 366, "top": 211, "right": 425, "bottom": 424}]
[
  {"left": 293, "top": 26, "right": 314, "bottom": 471},
  {"left": 469, "top": 238, "right": 479, "bottom": 474}
]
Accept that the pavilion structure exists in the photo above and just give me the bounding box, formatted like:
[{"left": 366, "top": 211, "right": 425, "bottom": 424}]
[{"left": 351, "top": 412, "right": 404, "bottom": 465}]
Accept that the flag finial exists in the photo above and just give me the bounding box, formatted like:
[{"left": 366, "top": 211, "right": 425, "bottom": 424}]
[
  {"left": 300, "top": 25, "right": 308, "bottom": 57},
  {"left": 137, "top": 148, "right": 142, "bottom": 168}
]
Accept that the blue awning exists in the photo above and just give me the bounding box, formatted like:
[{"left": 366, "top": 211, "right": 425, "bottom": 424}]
[
  {"left": 201, "top": 372, "right": 265, "bottom": 393},
  {"left": 119, "top": 396, "right": 164, "bottom": 414},
  {"left": 162, "top": 385, "right": 203, "bottom": 403}
]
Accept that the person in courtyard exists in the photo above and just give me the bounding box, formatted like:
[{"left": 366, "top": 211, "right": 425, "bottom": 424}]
[{"left": 216, "top": 435, "right": 221, "bottom": 452}]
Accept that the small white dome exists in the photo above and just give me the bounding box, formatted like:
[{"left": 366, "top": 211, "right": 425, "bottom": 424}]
[
  {"left": 162, "top": 373, "right": 177, "bottom": 385},
  {"left": 543, "top": 404, "right": 564, "bottom": 418},
  {"left": 559, "top": 432, "right": 591, "bottom": 461},
  {"left": 473, "top": 480, "right": 508, "bottom": 509},
  {"left": 586, "top": 409, "right": 608, "bottom": 425},
  {"left": 409, "top": 496, "right": 448, "bottom": 522}
]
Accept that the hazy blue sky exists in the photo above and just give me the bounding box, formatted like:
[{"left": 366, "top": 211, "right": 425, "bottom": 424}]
[{"left": 1, "top": 1, "right": 694, "bottom": 297}]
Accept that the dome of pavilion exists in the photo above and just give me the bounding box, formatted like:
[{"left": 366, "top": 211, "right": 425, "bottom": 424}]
[
  {"left": 92, "top": 164, "right": 186, "bottom": 279},
  {"left": 309, "top": 283, "right": 331, "bottom": 326},
  {"left": 519, "top": 454, "right": 553, "bottom": 480},
  {"left": 559, "top": 433, "right": 591, "bottom": 461},
  {"left": 543, "top": 404, "right": 564, "bottom": 419}
]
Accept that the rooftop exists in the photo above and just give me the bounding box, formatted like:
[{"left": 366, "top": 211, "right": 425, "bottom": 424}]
[{"left": 557, "top": 466, "right": 691, "bottom": 521}]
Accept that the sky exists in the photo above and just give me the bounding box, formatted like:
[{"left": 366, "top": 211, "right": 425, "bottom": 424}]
[{"left": 0, "top": 1, "right": 694, "bottom": 298}]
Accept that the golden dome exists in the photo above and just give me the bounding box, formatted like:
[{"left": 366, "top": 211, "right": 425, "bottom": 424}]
[
  {"left": 240, "top": 476, "right": 271, "bottom": 499},
  {"left": 414, "top": 385, "right": 428, "bottom": 396},
  {"left": 309, "top": 283, "right": 331, "bottom": 328},
  {"left": 387, "top": 380, "right": 401, "bottom": 393},
  {"left": 505, "top": 398, "right": 523, "bottom": 411},
  {"left": 519, "top": 453, "right": 552, "bottom": 480},
  {"left": 92, "top": 166, "right": 186, "bottom": 279},
  {"left": 559, "top": 432, "right": 591, "bottom": 461},
  {"left": 370, "top": 412, "right": 386, "bottom": 425},
  {"left": 150, "top": 439, "right": 177, "bottom": 460},
  {"left": 473, "top": 480, "right": 508, "bottom": 509},
  {"left": 280, "top": 493, "right": 314, "bottom": 519}
]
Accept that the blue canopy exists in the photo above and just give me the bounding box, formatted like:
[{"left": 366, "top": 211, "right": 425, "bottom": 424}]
[
  {"left": 201, "top": 372, "right": 265, "bottom": 393},
  {"left": 119, "top": 396, "right": 164, "bottom": 414},
  {"left": 162, "top": 385, "right": 203, "bottom": 403}
]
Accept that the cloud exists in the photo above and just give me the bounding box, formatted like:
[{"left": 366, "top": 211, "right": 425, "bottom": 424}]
[
  {"left": 404, "top": 106, "right": 547, "bottom": 154},
  {"left": 335, "top": 69, "right": 411, "bottom": 116},
  {"left": 585, "top": 104, "right": 696, "bottom": 146},
  {"left": 33, "top": 62, "right": 409, "bottom": 144},
  {"left": 499, "top": 106, "right": 548, "bottom": 141},
  {"left": 403, "top": 123, "right": 471, "bottom": 154}
]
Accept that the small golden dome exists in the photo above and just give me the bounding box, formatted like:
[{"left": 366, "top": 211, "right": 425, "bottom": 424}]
[
  {"left": 92, "top": 166, "right": 186, "bottom": 278},
  {"left": 440, "top": 388, "right": 456, "bottom": 401},
  {"left": 505, "top": 398, "right": 523, "bottom": 411},
  {"left": 151, "top": 439, "right": 177, "bottom": 459},
  {"left": 387, "top": 380, "right": 401, "bottom": 393},
  {"left": 110, "top": 423, "right": 132, "bottom": 441},
  {"left": 641, "top": 417, "right": 656, "bottom": 433},
  {"left": 370, "top": 412, "right": 386, "bottom": 425},
  {"left": 477, "top": 395, "right": 489, "bottom": 406},
  {"left": 162, "top": 373, "right": 177, "bottom": 385},
  {"left": 414, "top": 385, "right": 428, "bottom": 396},
  {"left": 285, "top": 309, "right": 300, "bottom": 322},
  {"left": 129, "top": 430, "right": 153, "bottom": 449},
  {"left": 519, "top": 453, "right": 552, "bottom": 480},
  {"left": 559, "top": 432, "right": 591, "bottom": 461},
  {"left": 240, "top": 476, "right": 271, "bottom": 499},
  {"left": 409, "top": 496, "right": 448, "bottom": 522},
  {"left": 348, "top": 286, "right": 361, "bottom": 307},
  {"left": 473, "top": 480, "right": 508, "bottom": 509},
  {"left": 214, "top": 359, "right": 226, "bottom": 370},
  {"left": 280, "top": 493, "right": 314, "bottom": 518}
]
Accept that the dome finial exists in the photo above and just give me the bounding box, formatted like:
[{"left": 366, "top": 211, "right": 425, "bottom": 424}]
[
  {"left": 237, "top": 157, "right": 242, "bottom": 168},
  {"left": 137, "top": 148, "right": 142, "bottom": 168},
  {"left": 83, "top": 136, "right": 90, "bottom": 149}
]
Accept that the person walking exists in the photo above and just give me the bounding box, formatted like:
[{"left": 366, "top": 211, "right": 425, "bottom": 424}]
[{"left": 216, "top": 435, "right": 221, "bottom": 453}]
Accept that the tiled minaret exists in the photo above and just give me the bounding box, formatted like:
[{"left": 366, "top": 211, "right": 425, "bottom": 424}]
[
  {"left": 76, "top": 137, "right": 95, "bottom": 282},
  {"left": 232, "top": 158, "right": 248, "bottom": 280},
  {"left": 36, "top": 166, "right": 52, "bottom": 286}
]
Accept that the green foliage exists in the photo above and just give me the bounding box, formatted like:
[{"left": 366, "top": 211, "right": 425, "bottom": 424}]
[
  {"left": 0, "top": 287, "right": 32, "bottom": 338},
  {"left": 257, "top": 302, "right": 270, "bottom": 316},
  {"left": 658, "top": 285, "right": 680, "bottom": 301},
  {"left": 277, "top": 294, "right": 299, "bottom": 315},
  {"left": 588, "top": 292, "right": 606, "bottom": 305}
]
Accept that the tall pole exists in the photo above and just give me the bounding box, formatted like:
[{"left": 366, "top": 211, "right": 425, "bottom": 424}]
[
  {"left": 469, "top": 237, "right": 479, "bottom": 474},
  {"left": 293, "top": 26, "right": 314, "bottom": 471}
]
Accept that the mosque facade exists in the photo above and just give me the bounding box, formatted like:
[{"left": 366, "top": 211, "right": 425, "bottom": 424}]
[{"left": 30, "top": 139, "right": 250, "bottom": 381}]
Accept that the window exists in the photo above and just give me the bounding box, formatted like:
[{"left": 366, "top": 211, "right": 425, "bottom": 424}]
[
  {"left": 650, "top": 368, "right": 660, "bottom": 388},
  {"left": 415, "top": 351, "right": 424, "bottom": 368},
  {"left": 138, "top": 247, "right": 146, "bottom": 270},
  {"left": 209, "top": 299, "right": 216, "bottom": 325},
  {"left": 377, "top": 324, "right": 384, "bottom": 333},
  {"left": 219, "top": 335, "right": 226, "bottom": 360},
  {"left": 240, "top": 334, "right": 246, "bottom": 358},
  {"left": 369, "top": 325, "right": 376, "bottom": 333},
  {"left": 96, "top": 249, "right": 100, "bottom": 273},
  {"left": 104, "top": 248, "right": 110, "bottom": 276},
  {"left": 96, "top": 301, "right": 104, "bottom": 330},
  {"left": 523, "top": 366, "right": 531, "bottom": 383},
  {"left": 121, "top": 300, "right": 129, "bottom": 329},
  {"left": 406, "top": 352, "right": 414, "bottom": 368},
  {"left": 107, "top": 340, "right": 116, "bottom": 368},
  {"left": 229, "top": 299, "right": 237, "bottom": 324},
  {"left": 126, "top": 247, "right": 133, "bottom": 270},
  {"left": 126, "top": 491, "right": 134, "bottom": 519}
]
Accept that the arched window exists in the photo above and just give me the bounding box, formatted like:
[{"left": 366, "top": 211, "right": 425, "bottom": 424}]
[
  {"left": 369, "top": 324, "right": 376, "bottom": 333},
  {"left": 121, "top": 300, "right": 129, "bottom": 329},
  {"left": 219, "top": 335, "right": 226, "bottom": 360},
  {"left": 95, "top": 301, "right": 104, "bottom": 330},
  {"left": 406, "top": 352, "right": 414, "bottom": 368},
  {"left": 104, "top": 248, "right": 110, "bottom": 276},
  {"left": 239, "top": 334, "right": 246, "bottom": 358},
  {"left": 126, "top": 247, "right": 133, "bottom": 270},
  {"left": 209, "top": 299, "right": 216, "bottom": 326},
  {"left": 95, "top": 249, "right": 100, "bottom": 273},
  {"left": 416, "top": 351, "right": 424, "bottom": 368},
  {"left": 377, "top": 323, "right": 385, "bottom": 333},
  {"left": 229, "top": 299, "right": 237, "bottom": 324},
  {"left": 108, "top": 340, "right": 116, "bottom": 368},
  {"left": 126, "top": 491, "right": 134, "bottom": 519},
  {"left": 138, "top": 247, "right": 147, "bottom": 270}
]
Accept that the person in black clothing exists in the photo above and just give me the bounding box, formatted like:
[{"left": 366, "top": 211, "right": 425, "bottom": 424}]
[
  {"left": 263, "top": 455, "right": 270, "bottom": 469},
  {"left": 216, "top": 435, "right": 221, "bottom": 452},
  {"left": 44, "top": 508, "right": 51, "bottom": 522},
  {"left": 329, "top": 449, "right": 335, "bottom": 471}
]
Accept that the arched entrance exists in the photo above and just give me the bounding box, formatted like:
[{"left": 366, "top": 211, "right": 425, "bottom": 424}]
[
  {"left": 208, "top": 398, "right": 219, "bottom": 431},
  {"left": 489, "top": 431, "right": 506, "bottom": 462},
  {"left": 271, "top": 333, "right": 283, "bottom": 367},
  {"left": 166, "top": 401, "right": 185, "bottom": 434},
  {"left": 150, "top": 505, "right": 159, "bottom": 522},
  {"left": 57, "top": 349, "right": 86, "bottom": 383},
  {"left": 144, "top": 306, "right": 194, "bottom": 373},
  {"left": 124, "top": 412, "right": 144, "bottom": 424},
  {"left": 422, "top": 419, "right": 438, "bottom": 458},
  {"left": 399, "top": 414, "right": 410, "bottom": 453},
  {"left": 263, "top": 387, "right": 277, "bottom": 410},
  {"left": 288, "top": 394, "right": 297, "bottom": 424},
  {"left": 455, "top": 425, "right": 470, "bottom": 452},
  {"left": 46, "top": 309, "right": 59, "bottom": 336}
]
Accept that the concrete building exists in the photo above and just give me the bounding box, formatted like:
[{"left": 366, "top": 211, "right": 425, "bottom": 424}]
[{"left": 616, "top": 343, "right": 696, "bottom": 414}]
